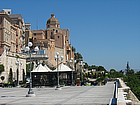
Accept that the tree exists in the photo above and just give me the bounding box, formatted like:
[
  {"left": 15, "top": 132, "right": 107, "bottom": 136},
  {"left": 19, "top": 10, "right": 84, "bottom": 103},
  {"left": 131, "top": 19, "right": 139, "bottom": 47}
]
[
  {"left": 88, "top": 65, "right": 98, "bottom": 71},
  {"left": 8, "top": 68, "right": 13, "bottom": 84},
  {"left": 0, "top": 64, "right": 4, "bottom": 74},
  {"left": 110, "top": 69, "right": 116, "bottom": 73},
  {"left": 71, "top": 46, "right": 76, "bottom": 53},
  {"left": 74, "top": 52, "right": 83, "bottom": 62},
  {"left": 136, "top": 71, "right": 140, "bottom": 79},
  {"left": 26, "top": 63, "right": 34, "bottom": 77},
  {"left": 108, "top": 69, "right": 124, "bottom": 78},
  {"left": 97, "top": 66, "right": 106, "bottom": 72},
  {"left": 125, "top": 61, "right": 134, "bottom": 75},
  {"left": 126, "top": 61, "right": 130, "bottom": 73},
  {"left": 84, "top": 62, "right": 89, "bottom": 69},
  {"left": 124, "top": 73, "right": 140, "bottom": 100},
  {"left": 23, "top": 69, "right": 25, "bottom": 83}
]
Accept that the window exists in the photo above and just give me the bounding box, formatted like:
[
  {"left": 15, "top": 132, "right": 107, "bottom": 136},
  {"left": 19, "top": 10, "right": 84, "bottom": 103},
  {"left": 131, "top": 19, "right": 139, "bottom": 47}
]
[{"left": 51, "top": 32, "right": 54, "bottom": 39}]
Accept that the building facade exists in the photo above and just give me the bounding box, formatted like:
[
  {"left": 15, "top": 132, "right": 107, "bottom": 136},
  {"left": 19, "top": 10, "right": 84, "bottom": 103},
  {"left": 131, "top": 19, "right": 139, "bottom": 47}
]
[
  {"left": 9, "top": 14, "right": 25, "bottom": 53},
  {"left": 0, "top": 11, "right": 75, "bottom": 85},
  {"left": 0, "top": 9, "right": 26, "bottom": 84},
  {"left": 32, "top": 14, "right": 74, "bottom": 68}
]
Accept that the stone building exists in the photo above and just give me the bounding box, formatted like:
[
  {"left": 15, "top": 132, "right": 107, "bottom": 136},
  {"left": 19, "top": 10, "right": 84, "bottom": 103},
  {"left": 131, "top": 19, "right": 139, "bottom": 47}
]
[
  {"left": 9, "top": 14, "right": 25, "bottom": 52},
  {"left": 0, "top": 9, "right": 26, "bottom": 84},
  {"left": 0, "top": 11, "right": 75, "bottom": 85},
  {"left": 25, "top": 23, "right": 33, "bottom": 46},
  {"left": 32, "top": 14, "right": 74, "bottom": 68}
]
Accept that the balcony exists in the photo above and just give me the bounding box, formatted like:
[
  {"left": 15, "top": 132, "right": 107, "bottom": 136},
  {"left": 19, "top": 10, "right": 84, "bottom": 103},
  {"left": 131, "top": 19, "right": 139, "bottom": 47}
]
[{"left": 26, "top": 54, "right": 48, "bottom": 61}]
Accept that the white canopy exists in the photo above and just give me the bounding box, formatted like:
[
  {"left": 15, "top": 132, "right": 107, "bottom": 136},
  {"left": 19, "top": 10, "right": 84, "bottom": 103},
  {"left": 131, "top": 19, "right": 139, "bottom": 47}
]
[
  {"left": 53, "top": 63, "right": 72, "bottom": 72},
  {"left": 32, "top": 64, "right": 52, "bottom": 72},
  {"left": 44, "top": 64, "right": 52, "bottom": 72}
]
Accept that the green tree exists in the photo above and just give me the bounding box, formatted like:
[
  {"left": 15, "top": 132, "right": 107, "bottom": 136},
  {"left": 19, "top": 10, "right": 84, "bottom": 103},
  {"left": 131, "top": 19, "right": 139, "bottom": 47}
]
[
  {"left": 74, "top": 52, "right": 83, "bottom": 62},
  {"left": 126, "top": 61, "right": 130, "bottom": 74},
  {"left": 123, "top": 70, "right": 140, "bottom": 100},
  {"left": 0, "top": 64, "right": 4, "bottom": 74},
  {"left": 125, "top": 61, "right": 134, "bottom": 75},
  {"left": 108, "top": 69, "right": 123, "bottom": 78},
  {"left": 84, "top": 62, "right": 89, "bottom": 69},
  {"left": 26, "top": 63, "right": 34, "bottom": 76},
  {"left": 97, "top": 66, "right": 106, "bottom": 72},
  {"left": 22, "top": 69, "right": 26, "bottom": 83},
  {"left": 88, "top": 65, "right": 98, "bottom": 71},
  {"left": 8, "top": 68, "right": 13, "bottom": 84},
  {"left": 136, "top": 71, "right": 140, "bottom": 79},
  {"left": 71, "top": 46, "right": 76, "bottom": 53}
]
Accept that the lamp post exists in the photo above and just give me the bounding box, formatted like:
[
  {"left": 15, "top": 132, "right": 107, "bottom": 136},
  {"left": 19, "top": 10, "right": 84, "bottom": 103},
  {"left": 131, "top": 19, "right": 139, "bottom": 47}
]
[
  {"left": 55, "top": 52, "right": 63, "bottom": 90},
  {"left": 70, "top": 58, "right": 76, "bottom": 86},
  {"left": 25, "top": 42, "right": 36, "bottom": 97},
  {"left": 34, "top": 46, "right": 39, "bottom": 54},
  {"left": 79, "top": 60, "right": 85, "bottom": 86},
  {"left": 16, "top": 58, "right": 20, "bottom": 87}
]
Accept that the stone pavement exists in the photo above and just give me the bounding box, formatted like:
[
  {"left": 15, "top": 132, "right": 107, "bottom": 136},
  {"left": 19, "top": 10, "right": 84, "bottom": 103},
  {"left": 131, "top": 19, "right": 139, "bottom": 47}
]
[{"left": 0, "top": 82, "right": 115, "bottom": 105}]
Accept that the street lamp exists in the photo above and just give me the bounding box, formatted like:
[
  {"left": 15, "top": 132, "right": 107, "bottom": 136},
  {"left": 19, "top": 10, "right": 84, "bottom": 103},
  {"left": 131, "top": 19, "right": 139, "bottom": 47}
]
[
  {"left": 25, "top": 42, "right": 36, "bottom": 97},
  {"left": 34, "top": 46, "right": 39, "bottom": 54},
  {"left": 55, "top": 52, "right": 63, "bottom": 90},
  {"left": 70, "top": 58, "right": 76, "bottom": 86},
  {"left": 79, "top": 60, "right": 85, "bottom": 86},
  {"left": 15, "top": 58, "right": 20, "bottom": 87}
]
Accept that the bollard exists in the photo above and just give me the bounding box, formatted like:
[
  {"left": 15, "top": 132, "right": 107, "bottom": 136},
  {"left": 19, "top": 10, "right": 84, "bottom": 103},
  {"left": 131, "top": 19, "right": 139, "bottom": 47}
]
[{"left": 111, "top": 98, "right": 117, "bottom": 105}]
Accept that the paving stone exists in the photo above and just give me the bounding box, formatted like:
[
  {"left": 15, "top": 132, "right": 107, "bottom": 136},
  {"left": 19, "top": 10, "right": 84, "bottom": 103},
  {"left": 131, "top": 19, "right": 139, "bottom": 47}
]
[{"left": 0, "top": 82, "right": 114, "bottom": 105}]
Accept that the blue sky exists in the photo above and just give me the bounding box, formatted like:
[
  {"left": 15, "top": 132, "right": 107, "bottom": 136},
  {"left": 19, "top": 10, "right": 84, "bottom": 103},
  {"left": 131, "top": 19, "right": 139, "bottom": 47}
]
[{"left": 1, "top": 0, "right": 140, "bottom": 70}]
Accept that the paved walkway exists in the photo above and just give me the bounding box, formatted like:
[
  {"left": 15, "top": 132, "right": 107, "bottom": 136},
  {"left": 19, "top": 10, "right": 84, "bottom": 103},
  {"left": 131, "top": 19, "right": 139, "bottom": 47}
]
[{"left": 0, "top": 82, "right": 114, "bottom": 105}]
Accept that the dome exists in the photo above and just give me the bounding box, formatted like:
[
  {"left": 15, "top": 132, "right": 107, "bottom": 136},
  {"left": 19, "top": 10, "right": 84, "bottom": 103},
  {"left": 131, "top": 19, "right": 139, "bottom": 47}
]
[{"left": 46, "top": 14, "right": 60, "bottom": 28}]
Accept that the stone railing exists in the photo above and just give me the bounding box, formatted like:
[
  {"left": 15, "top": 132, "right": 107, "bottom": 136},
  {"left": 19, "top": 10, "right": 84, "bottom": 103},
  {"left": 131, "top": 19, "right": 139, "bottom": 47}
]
[{"left": 117, "top": 78, "right": 140, "bottom": 105}]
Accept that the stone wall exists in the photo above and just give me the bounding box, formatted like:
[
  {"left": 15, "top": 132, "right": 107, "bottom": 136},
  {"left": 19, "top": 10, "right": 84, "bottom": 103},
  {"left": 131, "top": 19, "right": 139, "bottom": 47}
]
[{"left": 117, "top": 78, "right": 140, "bottom": 105}]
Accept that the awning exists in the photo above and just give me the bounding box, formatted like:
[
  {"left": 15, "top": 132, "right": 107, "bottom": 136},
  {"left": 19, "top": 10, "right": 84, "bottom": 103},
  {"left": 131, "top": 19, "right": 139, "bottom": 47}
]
[
  {"left": 44, "top": 64, "right": 52, "bottom": 72},
  {"left": 53, "top": 63, "right": 72, "bottom": 72},
  {"left": 32, "top": 64, "right": 52, "bottom": 72}
]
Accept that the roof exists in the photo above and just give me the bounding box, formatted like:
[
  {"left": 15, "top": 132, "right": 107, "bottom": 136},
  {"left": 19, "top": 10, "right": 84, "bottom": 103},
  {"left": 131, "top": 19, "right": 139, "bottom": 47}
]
[
  {"left": 53, "top": 63, "right": 72, "bottom": 72},
  {"left": 47, "top": 14, "right": 59, "bottom": 25},
  {"left": 9, "top": 14, "right": 23, "bottom": 19},
  {"left": 0, "top": 12, "right": 12, "bottom": 22},
  {"left": 32, "top": 64, "right": 52, "bottom": 73},
  {"left": 44, "top": 64, "right": 52, "bottom": 72}
]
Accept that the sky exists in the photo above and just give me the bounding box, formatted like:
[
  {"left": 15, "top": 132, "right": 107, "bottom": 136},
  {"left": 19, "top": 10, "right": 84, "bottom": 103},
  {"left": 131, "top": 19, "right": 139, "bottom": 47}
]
[{"left": 0, "top": 0, "right": 140, "bottom": 71}]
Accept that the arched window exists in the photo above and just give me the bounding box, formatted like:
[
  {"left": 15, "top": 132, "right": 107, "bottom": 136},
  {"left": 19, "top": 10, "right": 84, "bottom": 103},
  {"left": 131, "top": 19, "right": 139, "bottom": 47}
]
[{"left": 50, "top": 32, "right": 54, "bottom": 39}]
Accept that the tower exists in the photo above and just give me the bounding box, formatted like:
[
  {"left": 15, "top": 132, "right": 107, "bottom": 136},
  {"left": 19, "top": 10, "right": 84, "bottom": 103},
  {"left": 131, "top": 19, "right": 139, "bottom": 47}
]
[{"left": 46, "top": 14, "right": 60, "bottom": 29}]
